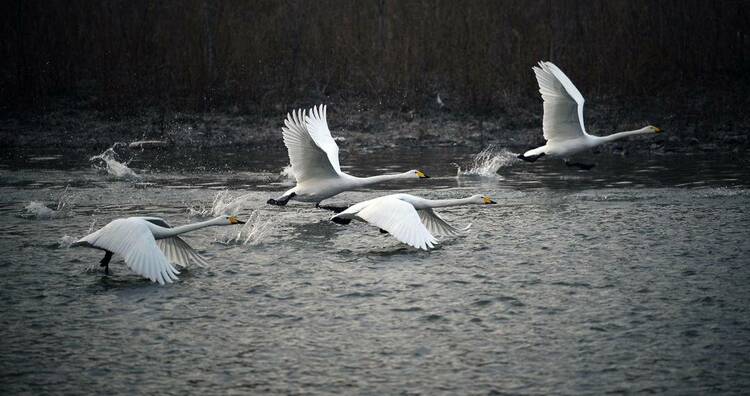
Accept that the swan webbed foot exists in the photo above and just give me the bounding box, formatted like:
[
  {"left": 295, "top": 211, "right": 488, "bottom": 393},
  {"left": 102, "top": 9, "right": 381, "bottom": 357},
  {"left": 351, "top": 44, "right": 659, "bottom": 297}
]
[
  {"left": 518, "top": 152, "right": 545, "bottom": 162},
  {"left": 564, "top": 160, "right": 595, "bottom": 170},
  {"left": 331, "top": 217, "right": 351, "bottom": 225},
  {"left": 267, "top": 192, "right": 296, "bottom": 206},
  {"left": 99, "top": 251, "right": 113, "bottom": 275}
]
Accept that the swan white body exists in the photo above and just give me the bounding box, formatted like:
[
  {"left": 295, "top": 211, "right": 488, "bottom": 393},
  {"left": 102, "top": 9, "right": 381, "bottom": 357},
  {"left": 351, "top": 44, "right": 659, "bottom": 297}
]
[
  {"left": 332, "top": 193, "right": 495, "bottom": 250},
  {"left": 519, "top": 61, "right": 662, "bottom": 165},
  {"left": 72, "top": 215, "right": 244, "bottom": 285},
  {"left": 269, "top": 105, "right": 428, "bottom": 206}
]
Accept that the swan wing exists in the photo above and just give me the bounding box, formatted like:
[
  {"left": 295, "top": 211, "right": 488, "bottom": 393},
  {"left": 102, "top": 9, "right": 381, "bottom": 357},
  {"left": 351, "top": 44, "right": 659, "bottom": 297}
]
[
  {"left": 282, "top": 108, "right": 340, "bottom": 182},
  {"left": 533, "top": 61, "right": 588, "bottom": 141},
  {"left": 417, "top": 208, "right": 471, "bottom": 237},
  {"left": 155, "top": 237, "right": 209, "bottom": 268},
  {"left": 304, "top": 105, "right": 342, "bottom": 174},
  {"left": 136, "top": 217, "right": 209, "bottom": 267},
  {"left": 351, "top": 196, "right": 438, "bottom": 250},
  {"left": 81, "top": 218, "right": 180, "bottom": 285}
]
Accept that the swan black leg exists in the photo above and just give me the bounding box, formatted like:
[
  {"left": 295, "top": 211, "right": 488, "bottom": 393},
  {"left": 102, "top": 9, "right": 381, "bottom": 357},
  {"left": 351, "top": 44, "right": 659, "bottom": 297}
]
[
  {"left": 518, "top": 152, "right": 545, "bottom": 162},
  {"left": 564, "top": 160, "right": 596, "bottom": 170},
  {"left": 267, "top": 192, "right": 296, "bottom": 206},
  {"left": 316, "top": 203, "right": 349, "bottom": 213},
  {"left": 99, "top": 251, "right": 113, "bottom": 275},
  {"left": 331, "top": 217, "right": 351, "bottom": 225}
]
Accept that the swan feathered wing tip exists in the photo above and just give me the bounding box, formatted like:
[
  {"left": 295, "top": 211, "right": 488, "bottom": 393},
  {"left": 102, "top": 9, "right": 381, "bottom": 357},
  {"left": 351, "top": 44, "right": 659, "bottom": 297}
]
[
  {"left": 156, "top": 237, "right": 210, "bottom": 268},
  {"left": 418, "top": 208, "right": 470, "bottom": 237}
]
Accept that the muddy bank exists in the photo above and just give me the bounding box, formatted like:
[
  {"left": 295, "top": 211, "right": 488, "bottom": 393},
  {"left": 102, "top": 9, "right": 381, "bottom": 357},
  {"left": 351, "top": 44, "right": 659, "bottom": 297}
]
[{"left": 1, "top": 97, "right": 747, "bottom": 157}]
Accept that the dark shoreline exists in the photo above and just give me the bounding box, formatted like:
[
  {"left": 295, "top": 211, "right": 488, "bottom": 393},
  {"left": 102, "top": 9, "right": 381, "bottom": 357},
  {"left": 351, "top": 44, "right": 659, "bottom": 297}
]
[{"left": 1, "top": 96, "right": 748, "bottom": 157}]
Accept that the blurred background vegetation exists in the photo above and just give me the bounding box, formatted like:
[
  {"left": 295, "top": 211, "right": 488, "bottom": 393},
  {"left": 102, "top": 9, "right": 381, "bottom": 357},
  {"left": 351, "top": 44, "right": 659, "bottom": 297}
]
[{"left": 1, "top": 0, "right": 748, "bottom": 115}]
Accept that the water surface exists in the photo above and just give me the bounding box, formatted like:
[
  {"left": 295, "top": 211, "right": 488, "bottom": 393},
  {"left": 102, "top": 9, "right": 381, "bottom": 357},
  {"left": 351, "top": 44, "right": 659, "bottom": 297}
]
[{"left": 1, "top": 146, "right": 749, "bottom": 394}]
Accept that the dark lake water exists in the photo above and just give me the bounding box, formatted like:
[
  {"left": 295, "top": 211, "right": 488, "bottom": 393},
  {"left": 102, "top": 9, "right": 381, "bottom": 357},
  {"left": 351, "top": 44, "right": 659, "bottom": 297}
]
[{"left": 1, "top": 145, "right": 749, "bottom": 394}]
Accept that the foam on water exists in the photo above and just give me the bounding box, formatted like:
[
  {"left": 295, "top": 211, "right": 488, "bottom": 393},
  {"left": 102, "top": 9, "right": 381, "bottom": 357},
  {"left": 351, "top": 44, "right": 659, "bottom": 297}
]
[
  {"left": 456, "top": 146, "right": 517, "bottom": 178},
  {"left": 89, "top": 144, "right": 141, "bottom": 180}
]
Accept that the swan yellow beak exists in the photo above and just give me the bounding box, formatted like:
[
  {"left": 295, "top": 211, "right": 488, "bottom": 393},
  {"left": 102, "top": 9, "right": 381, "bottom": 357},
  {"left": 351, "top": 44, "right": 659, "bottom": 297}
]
[
  {"left": 416, "top": 170, "right": 429, "bottom": 178},
  {"left": 483, "top": 196, "right": 496, "bottom": 204},
  {"left": 654, "top": 127, "right": 663, "bottom": 133},
  {"left": 228, "top": 216, "right": 245, "bottom": 224}
]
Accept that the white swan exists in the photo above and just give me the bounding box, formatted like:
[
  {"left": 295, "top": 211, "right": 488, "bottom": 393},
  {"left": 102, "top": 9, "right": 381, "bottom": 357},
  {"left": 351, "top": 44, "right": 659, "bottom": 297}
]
[
  {"left": 518, "top": 61, "right": 663, "bottom": 169},
  {"left": 268, "top": 105, "right": 429, "bottom": 210},
  {"left": 331, "top": 193, "right": 496, "bottom": 250},
  {"left": 72, "top": 215, "right": 245, "bottom": 285}
]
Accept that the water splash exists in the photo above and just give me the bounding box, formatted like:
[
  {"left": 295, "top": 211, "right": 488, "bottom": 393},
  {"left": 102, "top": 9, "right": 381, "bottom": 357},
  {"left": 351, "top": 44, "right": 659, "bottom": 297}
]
[
  {"left": 21, "top": 186, "right": 76, "bottom": 219},
  {"left": 23, "top": 202, "right": 57, "bottom": 219},
  {"left": 281, "top": 165, "right": 296, "bottom": 184},
  {"left": 456, "top": 146, "right": 517, "bottom": 178},
  {"left": 89, "top": 143, "right": 141, "bottom": 180},
  {"left": 58, "top": 235, "right": 77, "bottom": 248},
  {"left": 188, "top": 190, "right": 253, "bottom": 217},
  {"left": 214, "top": 211, "right": 273, "bottom": 246}
]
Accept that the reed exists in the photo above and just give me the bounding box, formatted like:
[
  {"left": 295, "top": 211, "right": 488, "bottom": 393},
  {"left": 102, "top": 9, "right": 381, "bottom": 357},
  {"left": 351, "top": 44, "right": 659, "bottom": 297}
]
[{"left": 1, "top": 0, "right": 747, "bottom": 113}]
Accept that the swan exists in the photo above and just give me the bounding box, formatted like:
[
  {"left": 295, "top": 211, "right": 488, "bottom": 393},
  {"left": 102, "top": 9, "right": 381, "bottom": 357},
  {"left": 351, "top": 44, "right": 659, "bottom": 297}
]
[
  {"left": 72, "top": 215, "right": 245, "bottom": 285},
  {"left": 268, "top": 105, "right": 430, "bottom": 211},
  {"left": 331, "top": 193, "right": 496, "bottom": 250},
  {"left": 518, "top": 61, "right": 663, "bottom": 169}
]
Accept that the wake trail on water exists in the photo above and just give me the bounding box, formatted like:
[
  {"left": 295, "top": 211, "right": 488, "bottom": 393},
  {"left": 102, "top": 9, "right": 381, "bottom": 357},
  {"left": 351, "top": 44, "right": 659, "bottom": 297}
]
[
  {"left": 89, "top": 143, "right": 141, "bottom": 180},
  {"left": 455, "top": 146, "right": 518, "bottom": 178}
]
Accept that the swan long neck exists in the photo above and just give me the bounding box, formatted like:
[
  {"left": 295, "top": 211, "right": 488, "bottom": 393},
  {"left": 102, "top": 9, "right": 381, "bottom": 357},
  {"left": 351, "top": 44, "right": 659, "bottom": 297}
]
[
  {"left": 599, "top": 128, "right": 652, "bottom": 143},
  {"left": 351, "top": 171, "right": 413, "bottom": 187},
  {"left": 159, "top": 219, "right": 220, "bottom": 237},
  {"left": 421, "top": 197, "right": 477, "bottom": 209}
]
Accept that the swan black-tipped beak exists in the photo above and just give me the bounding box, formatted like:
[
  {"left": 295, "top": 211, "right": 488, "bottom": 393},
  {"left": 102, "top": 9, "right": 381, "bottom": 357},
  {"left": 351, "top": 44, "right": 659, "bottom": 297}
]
[
  {"left": 228, "top": 216, "right": 245, "bottom": 224},
  {"left": 488, "top": 200, "right": 497, "bottom": 204},
  {"left": 416, "top": 170, "right": 429, "bottom": 178}
]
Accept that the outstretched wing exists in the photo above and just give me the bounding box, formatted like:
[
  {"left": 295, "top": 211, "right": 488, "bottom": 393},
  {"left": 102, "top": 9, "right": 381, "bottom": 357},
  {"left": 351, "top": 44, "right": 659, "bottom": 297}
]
[
  {"left": 533, "top": 61, "right": 588, "bottom": 142},
  {"left": 138, "top": 217, "right": 209, "bottom": 267},
  {"left": 304, "top": 105, "right": 342, "bottom": 174},
  {"left": 347, "top": 196, "right": 438, "bottom": 251},
  {"left": 417, "top": 208, "right": 471, "bottom": 237},
  {"left": 282, "top": 107, "right": 340, "bottom": 182},
  {"left": 155, "top": 237, "right": 209, "bottom": 268},
  {"left": 81, "top": 218, "right": 180, "bottom": 285}
]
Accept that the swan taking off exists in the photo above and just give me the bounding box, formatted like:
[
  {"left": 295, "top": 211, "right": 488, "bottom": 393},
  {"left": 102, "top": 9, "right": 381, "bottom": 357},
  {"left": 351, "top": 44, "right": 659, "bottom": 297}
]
[
  {"left": 72, "top": 215, "right": 245, "bottom": 285},
  {"left": 268, "top": 105, "right": 430, "bottom": 210},
  {"left": 331, "top": 193, "right": 496, "bottom": 250},
  {"left": 518, "top": 61, "right": 663, "bottom": 169}
]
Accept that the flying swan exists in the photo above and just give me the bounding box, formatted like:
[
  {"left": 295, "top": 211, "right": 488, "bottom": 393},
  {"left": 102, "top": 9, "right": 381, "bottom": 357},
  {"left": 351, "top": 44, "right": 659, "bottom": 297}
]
[
  {"left": 268, "top": 105, "right": 430, "bottom": 210},
  {"left": 72, "top": 215, "right": 245, "bottom": 284},
  {"left": 518, "top": 61, "right": 663, "bottom": 169},
  {"left": 331, "top": 193, "right": 496, "bottom": 250}
]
